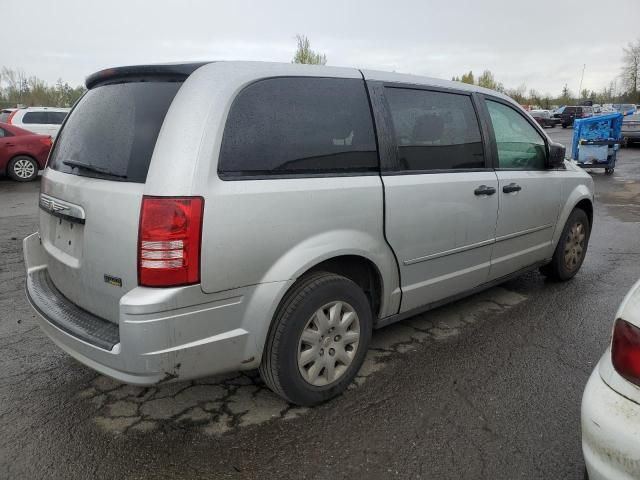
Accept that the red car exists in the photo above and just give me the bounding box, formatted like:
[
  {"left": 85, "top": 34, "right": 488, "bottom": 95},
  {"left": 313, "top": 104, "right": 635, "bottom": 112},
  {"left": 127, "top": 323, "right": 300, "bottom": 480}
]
[{"left": 0, "top": 122, "right": 52, "bottom": 181}]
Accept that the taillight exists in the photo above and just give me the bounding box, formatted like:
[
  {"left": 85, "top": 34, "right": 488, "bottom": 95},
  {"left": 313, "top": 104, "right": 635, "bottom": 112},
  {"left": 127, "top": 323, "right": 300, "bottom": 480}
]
[
  {"left": 39, "top": 137, "right": 52, "bottom": 148},
  {"left": 138, "top": 196, "right": 204, "bottom": 287},
  {"left": 6, "top": 110, "right": 17, "bottom": 124},
  {"left": 611, "top": 318, "right": 640, "bottom": 386}
]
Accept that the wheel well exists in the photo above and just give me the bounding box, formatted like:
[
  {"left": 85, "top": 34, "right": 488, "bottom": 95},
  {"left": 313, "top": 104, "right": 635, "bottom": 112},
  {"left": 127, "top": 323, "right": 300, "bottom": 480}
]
[
  {"left": 305, "top": 255, "right": 383, "bottom": 318},
  {"left": 575, "top": 199, "right": 593, "bottom": 228}
]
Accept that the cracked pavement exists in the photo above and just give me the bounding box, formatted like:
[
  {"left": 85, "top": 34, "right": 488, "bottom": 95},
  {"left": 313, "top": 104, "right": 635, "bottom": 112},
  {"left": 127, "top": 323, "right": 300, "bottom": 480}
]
[
  {"left": 1, "top": 129, "right": 639, "bottom": 479},
  {"left": 74, "top": 287, "right": 525, "bottom": 436}
]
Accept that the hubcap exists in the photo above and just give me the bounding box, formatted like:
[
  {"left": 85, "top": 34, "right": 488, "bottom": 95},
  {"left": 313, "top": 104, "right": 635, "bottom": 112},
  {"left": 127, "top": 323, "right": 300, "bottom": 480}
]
[
  {"left": 564, "top": 222, "right": 585, "bottom": 271},
  {"left": 13, "top": 159, "right": 35, "bottom": 179},
  {"left": 297, "top": 301, "right": 360, "bottom": 387}
]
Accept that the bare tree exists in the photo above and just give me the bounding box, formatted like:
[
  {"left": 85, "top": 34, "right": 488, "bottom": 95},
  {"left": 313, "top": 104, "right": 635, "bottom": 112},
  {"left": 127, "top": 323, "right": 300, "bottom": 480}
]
[
  {"left": 621, "top": 39, "right": 640, "bottom": 101},
  {"left": 506, "top": 84, "right": 527, "bottom": 104},
  {"left": 292, "top": 35, "right": 327, "bottom": 65}
]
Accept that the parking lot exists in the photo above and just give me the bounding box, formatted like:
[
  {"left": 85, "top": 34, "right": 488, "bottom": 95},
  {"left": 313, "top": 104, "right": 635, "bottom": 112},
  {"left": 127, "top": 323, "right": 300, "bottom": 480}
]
[{"left": 1, "top": 127, "right": 639, "bottom": 479}]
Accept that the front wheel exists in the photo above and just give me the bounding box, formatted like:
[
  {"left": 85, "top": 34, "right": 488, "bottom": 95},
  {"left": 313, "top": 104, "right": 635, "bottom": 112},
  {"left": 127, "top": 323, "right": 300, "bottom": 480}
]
[
  {"left": 8, "top": 156, "right": 38, "bottom": 182},
  {"left": 540, "top": 208, "right": 590, "bottom": 281},
  {"left": 259, "top": 272, "right": 372, "bottom": 406}
]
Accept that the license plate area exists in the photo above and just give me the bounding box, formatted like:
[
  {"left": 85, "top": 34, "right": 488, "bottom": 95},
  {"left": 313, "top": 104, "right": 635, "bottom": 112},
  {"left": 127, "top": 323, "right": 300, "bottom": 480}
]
[{"left": 51, "top": 216, "right": 84, "bottom": 259}]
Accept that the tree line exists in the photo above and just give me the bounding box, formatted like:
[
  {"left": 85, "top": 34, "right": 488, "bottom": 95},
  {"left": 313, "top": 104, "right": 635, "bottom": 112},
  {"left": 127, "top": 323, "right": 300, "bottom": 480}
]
[
  {"left": 452, "top": 38, "right": 640, "bottom": 108},
  {"left": 2, "top": 36, "right": 638, "bottom": 110},
  {"left": 0, "top": 67, "right": 85, "bottom": 109}
]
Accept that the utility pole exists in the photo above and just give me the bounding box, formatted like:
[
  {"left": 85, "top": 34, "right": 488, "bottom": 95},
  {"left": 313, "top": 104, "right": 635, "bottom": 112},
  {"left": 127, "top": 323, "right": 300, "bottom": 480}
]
[{"left": 578, "top": 64, "right": 586, "bottom": 102}]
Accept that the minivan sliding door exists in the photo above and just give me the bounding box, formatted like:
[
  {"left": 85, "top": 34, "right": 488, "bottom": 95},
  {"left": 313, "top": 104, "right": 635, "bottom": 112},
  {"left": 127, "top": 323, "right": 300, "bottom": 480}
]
[{"left": 372, "top": 84, "right": 499, "bottom": 313}]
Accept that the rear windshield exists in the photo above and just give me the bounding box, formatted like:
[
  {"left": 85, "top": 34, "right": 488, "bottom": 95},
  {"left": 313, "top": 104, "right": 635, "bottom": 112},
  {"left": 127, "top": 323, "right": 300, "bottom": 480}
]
[{"left": 48, "top": 81, "right": 182, "bottom": 182}]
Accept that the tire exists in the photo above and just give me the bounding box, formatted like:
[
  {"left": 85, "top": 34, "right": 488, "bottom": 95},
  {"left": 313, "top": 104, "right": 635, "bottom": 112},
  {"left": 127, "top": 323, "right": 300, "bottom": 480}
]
[
  {"left": 259, "top": 272, "right": 373, "bottom": 406},
  {"left": 8, "top": 156, "right": 38, "bottom": 182},
  {"left": 562, "top": 124, "right": 567, "bottom": 129},
  {"left": 605, "top": 167, "right": 614, "bottom": 175},
  {"left": 540, "top": 208, "right": 590, "bottom": 281}
]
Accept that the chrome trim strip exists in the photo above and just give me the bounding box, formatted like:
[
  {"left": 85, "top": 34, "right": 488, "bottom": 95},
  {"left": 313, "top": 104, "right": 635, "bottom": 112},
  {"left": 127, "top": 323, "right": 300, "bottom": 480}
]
[
  {"left": 39, "top": 193, "right": 86, "bottom": 224},
  {"left": 495, "top": 223, "right": 553, "bottom": 243},
  {"left": 403, "top": 238, "right": 495, "bottom": 265},
  {"left": 403, "top": 223, "right": 554, "bottom": 266}
]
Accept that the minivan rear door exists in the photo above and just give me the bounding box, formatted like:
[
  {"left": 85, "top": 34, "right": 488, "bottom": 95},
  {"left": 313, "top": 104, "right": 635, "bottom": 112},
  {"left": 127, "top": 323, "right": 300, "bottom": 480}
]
[
  {"left": 41, "top": 79, "right": 183, "bottom": 323},
  {"left": 369, "top": 82, "right": 499, "bottom": 313}
]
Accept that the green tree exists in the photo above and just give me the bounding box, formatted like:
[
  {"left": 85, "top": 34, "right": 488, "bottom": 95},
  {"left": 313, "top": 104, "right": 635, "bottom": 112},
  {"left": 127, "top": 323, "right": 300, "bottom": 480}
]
[
  {"left": 0, "top": 67, "right": 85, "bottom": 108},
  {"left": 580, "top": 88, "right": 590, "bottom": 102},
  {"left": 560, "top": 84, "right": 572, "bottom": 105},
  {"left": 460, "top": 71, "right": 474, "bottom": 84},
  {"left": 477, "top": 70, "right": 497, "bottom": 89},
  {"left": 292, "top": 35, "right": 327, "bottom": 65}
]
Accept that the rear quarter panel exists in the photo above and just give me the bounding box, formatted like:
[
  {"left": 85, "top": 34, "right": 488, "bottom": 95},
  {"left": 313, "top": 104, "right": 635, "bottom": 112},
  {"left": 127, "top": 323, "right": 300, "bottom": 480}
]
[{"left": 145, "top": 62, "right": 401, "bottom": 318}]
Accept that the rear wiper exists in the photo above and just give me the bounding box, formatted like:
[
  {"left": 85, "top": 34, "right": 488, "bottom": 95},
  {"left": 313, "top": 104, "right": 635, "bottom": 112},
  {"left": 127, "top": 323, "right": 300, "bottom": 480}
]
[{"left": 62, "top": 160, "right": 128, "bottom": 179}]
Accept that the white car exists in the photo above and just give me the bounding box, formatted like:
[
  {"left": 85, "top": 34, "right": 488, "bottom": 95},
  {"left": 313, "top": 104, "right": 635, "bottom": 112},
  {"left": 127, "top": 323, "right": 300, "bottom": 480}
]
[
  {"left": 582, "top": 279, "right": 640, "bottom": 479},
  {"left": 4, "top": 107, "right": 69, "bottom": 137}
]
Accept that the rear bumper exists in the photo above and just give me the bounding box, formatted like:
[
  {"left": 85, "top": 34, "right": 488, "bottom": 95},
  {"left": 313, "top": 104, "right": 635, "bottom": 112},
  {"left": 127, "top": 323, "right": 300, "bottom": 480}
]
[
  {"left": 581, "top": 360, "right": 640, "bottom": 480},
  {"left": 24, "top": 232, "right": 291, "bottom": 384}
]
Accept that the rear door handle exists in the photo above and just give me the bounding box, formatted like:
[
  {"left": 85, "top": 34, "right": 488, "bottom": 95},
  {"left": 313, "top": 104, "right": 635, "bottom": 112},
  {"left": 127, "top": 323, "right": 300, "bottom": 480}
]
[
  {"left": 503, "top": 183, "right": 522, "bottom": 194},
  {"left": 474, "top": 185, "right": 496, "bottom": 196}
]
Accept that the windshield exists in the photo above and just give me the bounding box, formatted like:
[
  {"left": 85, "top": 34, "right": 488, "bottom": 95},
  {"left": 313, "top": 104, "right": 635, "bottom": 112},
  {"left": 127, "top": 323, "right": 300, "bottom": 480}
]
[{"left": 48, "top": 81, "right": 182, "bottom": 182}]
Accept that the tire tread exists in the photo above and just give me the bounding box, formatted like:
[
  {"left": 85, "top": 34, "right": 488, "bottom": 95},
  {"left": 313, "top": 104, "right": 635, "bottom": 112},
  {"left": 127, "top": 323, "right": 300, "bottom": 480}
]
[{"left": 259, "top": 272, "right": 368, "bottom": 405}]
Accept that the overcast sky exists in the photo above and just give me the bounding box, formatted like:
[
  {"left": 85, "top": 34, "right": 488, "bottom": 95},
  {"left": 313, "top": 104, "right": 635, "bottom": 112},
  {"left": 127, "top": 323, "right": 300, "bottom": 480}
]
[{"left": 5, "top": 0, "right": 639, "bottom": 95}]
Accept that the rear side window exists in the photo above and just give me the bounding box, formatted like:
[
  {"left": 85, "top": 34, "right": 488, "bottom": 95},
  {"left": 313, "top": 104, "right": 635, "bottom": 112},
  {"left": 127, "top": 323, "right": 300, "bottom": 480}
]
[
  {"left": 564, "top": 107, "right": 577, "bottom": 114},
  {"left": 22, "top": 112, "right": 48, "bottom": 124},
  {"left": 48, "top": 111, "right": 67, "bottom": 124},
  {"left": 0, "top": 111, "right": 12, "bottom": 123},
  {"left": 49, "top": 81, "right": 181, "bottom": 182},
  {"left": 384, "top": 87, "right": 485, "bottom": 171},
  {"left": 218, "top": 77, "right": 378, "bottom": 178}
]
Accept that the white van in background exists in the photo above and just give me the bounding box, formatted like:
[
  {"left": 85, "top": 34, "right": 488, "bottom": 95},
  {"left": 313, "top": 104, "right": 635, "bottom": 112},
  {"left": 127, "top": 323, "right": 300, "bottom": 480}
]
[{"left": 4, "top": 107, "right": 70, "bottom": 137}]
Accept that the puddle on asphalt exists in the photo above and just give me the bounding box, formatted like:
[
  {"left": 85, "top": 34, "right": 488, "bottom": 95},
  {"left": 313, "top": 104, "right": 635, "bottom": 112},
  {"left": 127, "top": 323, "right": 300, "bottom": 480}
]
[
  {"left": 80, "top": 287, "right": 526, "bottom": 435},
  {"left": 598, "top": 180, "right": 640, "bottom": 222}
]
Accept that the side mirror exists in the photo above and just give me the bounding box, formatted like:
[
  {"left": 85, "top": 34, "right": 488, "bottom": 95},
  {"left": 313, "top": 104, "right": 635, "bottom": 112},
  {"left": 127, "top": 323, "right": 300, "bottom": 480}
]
[{"left": 547, "top": 142, "right": 566, "bottom": 168}]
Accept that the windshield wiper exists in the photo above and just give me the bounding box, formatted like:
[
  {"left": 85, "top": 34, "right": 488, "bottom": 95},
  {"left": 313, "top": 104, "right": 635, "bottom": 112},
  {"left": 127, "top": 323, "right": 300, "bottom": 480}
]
[{"left": 62, "top": 160, "right": 128, "bottom": 179}]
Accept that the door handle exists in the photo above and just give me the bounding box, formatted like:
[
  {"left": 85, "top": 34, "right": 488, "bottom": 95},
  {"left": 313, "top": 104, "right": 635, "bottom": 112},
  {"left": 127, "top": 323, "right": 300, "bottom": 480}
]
[
  {"left": 503, "top": 183, "right": 522, "bottom": 194},
  {"left": 474, "top": 185, "right": 496, "bottom": 196}
]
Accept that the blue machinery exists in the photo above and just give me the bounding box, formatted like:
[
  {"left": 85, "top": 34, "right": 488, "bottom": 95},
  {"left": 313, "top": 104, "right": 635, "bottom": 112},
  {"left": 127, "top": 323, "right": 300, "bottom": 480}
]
[{"left": 571, "top": 112, "right": 623, "bottom": 175}]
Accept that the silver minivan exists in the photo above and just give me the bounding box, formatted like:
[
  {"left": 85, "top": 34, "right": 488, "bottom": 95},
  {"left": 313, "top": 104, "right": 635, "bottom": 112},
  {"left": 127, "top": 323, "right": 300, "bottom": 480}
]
[{"left": 24, "top": 62, "right": 594, "bottom": 405}]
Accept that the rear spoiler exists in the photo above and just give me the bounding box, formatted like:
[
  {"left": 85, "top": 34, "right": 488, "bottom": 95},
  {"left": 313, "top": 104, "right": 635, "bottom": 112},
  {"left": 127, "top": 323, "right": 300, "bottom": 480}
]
[{"left": 85, "top": 62, "right": 211, "bottom": 89}]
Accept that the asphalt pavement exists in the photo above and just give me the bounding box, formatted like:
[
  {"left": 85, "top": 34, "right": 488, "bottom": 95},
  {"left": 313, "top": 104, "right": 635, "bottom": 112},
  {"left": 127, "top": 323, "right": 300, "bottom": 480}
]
[{"left": 1, "top": 128, "right": 639, "bottom": 479}]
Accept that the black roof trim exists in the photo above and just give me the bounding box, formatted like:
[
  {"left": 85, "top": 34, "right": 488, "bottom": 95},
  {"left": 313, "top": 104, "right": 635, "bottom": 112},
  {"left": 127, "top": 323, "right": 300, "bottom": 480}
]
[{"left": 85, "top": 62, "right": 211, "bottom": 89}]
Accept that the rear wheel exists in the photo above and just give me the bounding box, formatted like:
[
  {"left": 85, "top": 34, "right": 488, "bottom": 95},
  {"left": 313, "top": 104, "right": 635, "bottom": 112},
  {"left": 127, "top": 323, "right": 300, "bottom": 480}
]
[
  {"left": 8, "top": 156, "right": 38, "bottom": 182},
  {"left": 540, "top": 208, "right": 590, "bottom": 281},
  {"left": 259, "top": 272, "right": 372, "bottom": 406}
]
